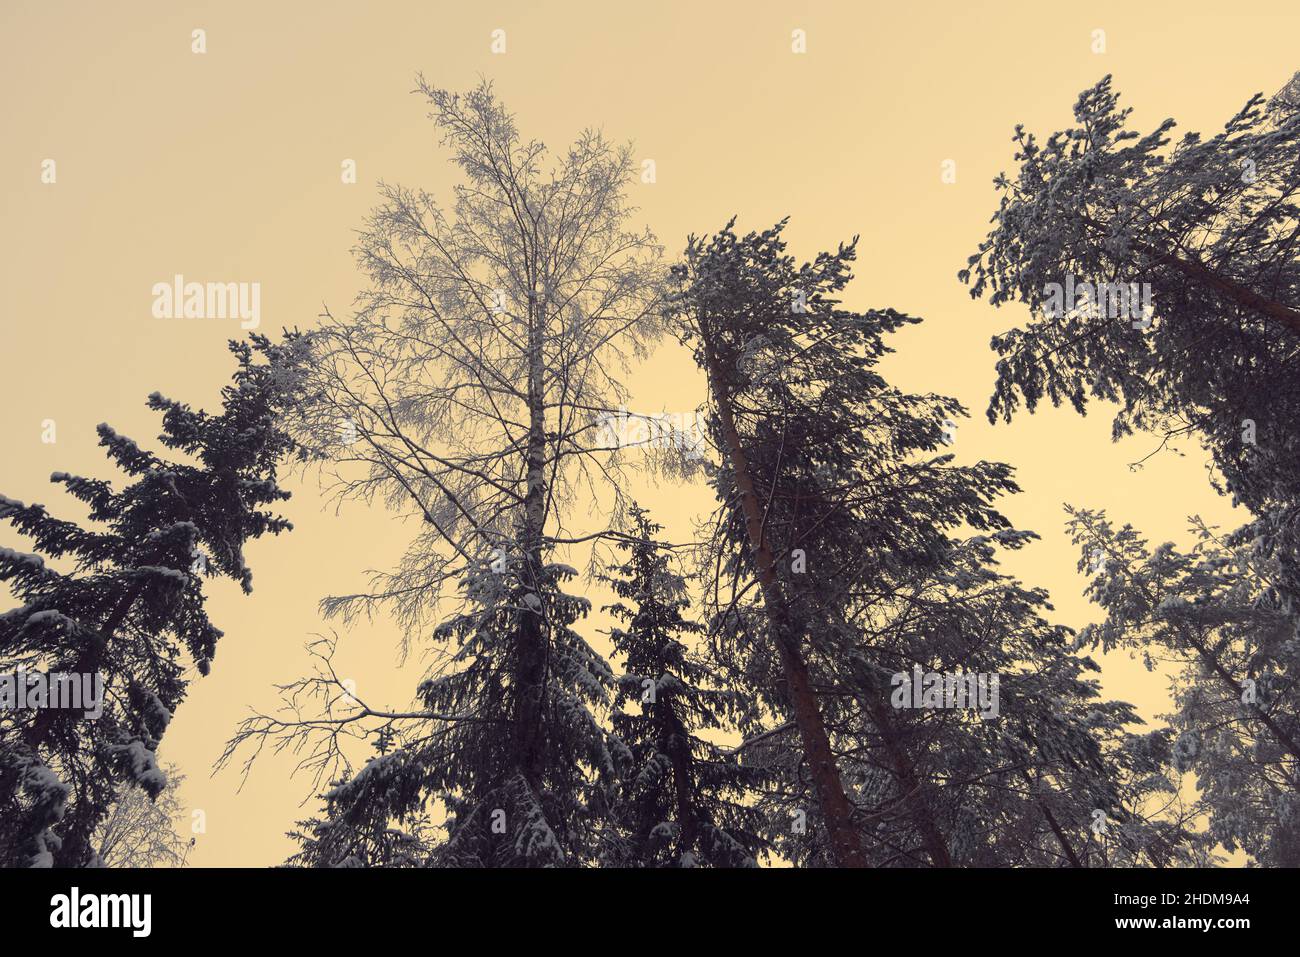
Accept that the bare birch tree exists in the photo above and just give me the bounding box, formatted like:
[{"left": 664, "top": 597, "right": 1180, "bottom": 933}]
[
  {"left": 225, "top": 79, "right": 662, "bottom": 865},
  {"left": 93, "top": 762, "right": 190, "bottom": 868}
]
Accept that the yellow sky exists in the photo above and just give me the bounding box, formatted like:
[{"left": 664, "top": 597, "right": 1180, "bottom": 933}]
[{"left": 2, "top": 0, "right": 1294, "bottom": 865}]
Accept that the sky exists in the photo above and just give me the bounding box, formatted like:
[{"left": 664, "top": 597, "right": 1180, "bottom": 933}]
[{"left": 1, "top": 0, "right": 1295, "bottom": 865}]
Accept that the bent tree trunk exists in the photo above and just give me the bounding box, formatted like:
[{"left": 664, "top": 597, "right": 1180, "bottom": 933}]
[{"left": 701, "top": 342, "right": 868, "bottom": 868}]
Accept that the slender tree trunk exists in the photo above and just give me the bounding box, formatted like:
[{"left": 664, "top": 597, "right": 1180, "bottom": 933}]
[
  {"left": 1019, "top": 769, "right": 1083, "bottom": 867},
  {"left": 699, "top": 338, "right": 867, "bottom": 868},
  {"left": 660, "top": 705, "right": 700, "bottom": 860},
  {"left": 1081, "top": 214, "right": 1300, "bottom": 335},
  {"left": 1184, "top": 632, "right": 1300, "bottom": 766},
  {"left": 514, "top": 289, "right": 551, "bottom": 792},
  {"left": 859, "top": 692, "right": 953, "bottom": 867}
]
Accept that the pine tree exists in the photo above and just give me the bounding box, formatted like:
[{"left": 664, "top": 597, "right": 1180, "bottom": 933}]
[
  {"left": 0, "top": 335, "right": 296, "bottom": 867},
  {"left": 960, "top": 72, "right": 1300, "bottom": 593},
  {"left": 670, "top": 219, "right": 1191, "bottom": 867},
  {"left": 668, "top": 219, "right": 890, "bottom": 865},
  {"left": 962, "top": 73, "right": 1300, "bottom": 865},
  {"left": 1067, "top": 507, "right": 1300, "bottom": 866},
  {"left": 962, "top": 72, "right": 1300, "bottom": 452},
  {"left": 669, "top": 218, "right": 1011, "bottom": 865},
  {"left": 600, "top": 505, "right": 767, "bottom": 867}
]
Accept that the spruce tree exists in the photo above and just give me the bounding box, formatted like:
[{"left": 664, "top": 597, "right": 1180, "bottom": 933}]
[
  {"left": 0, "top": 335, "right": 295, "bottom": 867},
  {"left": 287, "top": 730, "right": 436, "bottom": 868},
  {"left": 1067, "top": 507, "right": 1300, "bottom": 865},
  {"left": 275, "top": 557, "right": 617, "bottom": 867},
  {"left": 601, "top": 505, "right": 767, "bottom": 867}
]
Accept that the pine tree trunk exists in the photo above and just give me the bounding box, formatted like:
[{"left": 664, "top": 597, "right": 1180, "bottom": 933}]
[
  {"left": 859, "top": 691, "right": 953, "bottom": 867},
  {"left": 700, "top": 340, "right": 868, "bottom": 868},
  {"left": 1019, "top": 769, "right": 1083, "bottom": 867},
  {"left": 1081, "top": 213, "right": 1300, "bottom": 335},
  {"left": 1140, "top": 240, "right": 1300, "bottom": 335}
]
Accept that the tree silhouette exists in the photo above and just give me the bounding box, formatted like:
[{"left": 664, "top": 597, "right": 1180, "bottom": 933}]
[
  {"left": 0, "top": 336, "right": 295, "bottom": 867},
  {"left": 226, "top": 80, "right": 661, "bottom": 867},
  {"left": 600, "top": 504, "right": 768, "bottom": 867},
  {"left": 963, "top": 73, "right": 1300, "bottom": 865},
  {"left": 671, "top": 218, "right": 1192, "bottom": 867}
]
